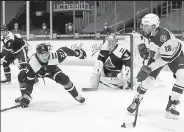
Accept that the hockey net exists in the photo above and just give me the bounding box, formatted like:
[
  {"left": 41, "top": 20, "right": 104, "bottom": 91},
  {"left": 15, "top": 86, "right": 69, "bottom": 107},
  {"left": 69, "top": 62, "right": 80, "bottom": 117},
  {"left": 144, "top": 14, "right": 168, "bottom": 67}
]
[{"left": 116, "top": 33, "right": 165, "bottom": 88}]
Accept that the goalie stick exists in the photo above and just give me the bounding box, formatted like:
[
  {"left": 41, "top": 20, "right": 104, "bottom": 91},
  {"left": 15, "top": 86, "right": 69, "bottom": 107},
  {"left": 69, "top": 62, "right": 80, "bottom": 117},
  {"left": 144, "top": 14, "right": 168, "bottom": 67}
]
[{"left": 82, "top": 87, "right": 98, "bottom": 91}]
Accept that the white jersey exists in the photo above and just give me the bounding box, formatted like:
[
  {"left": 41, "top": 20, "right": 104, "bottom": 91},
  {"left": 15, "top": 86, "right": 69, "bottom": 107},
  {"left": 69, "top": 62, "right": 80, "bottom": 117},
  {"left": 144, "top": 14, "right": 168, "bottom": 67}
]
[
  {"left": 29, "top": 49, "right": 67, "bottom": 73},
  {"left": 142, "top": 27, "right": 184, "bottom": 71}
]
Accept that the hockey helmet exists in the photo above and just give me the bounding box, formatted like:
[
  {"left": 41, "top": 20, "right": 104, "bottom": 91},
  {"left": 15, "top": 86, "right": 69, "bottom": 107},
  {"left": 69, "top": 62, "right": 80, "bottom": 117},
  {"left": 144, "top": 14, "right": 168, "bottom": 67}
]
[
  {"left": 140, "top": 13, "right": 160, "bottom": 35},
  {"left": 107, "top": 33, "right": 118, "bottom": 51},
  {"left": 36, "top": 43, "right": 52, "bottom": 63}
]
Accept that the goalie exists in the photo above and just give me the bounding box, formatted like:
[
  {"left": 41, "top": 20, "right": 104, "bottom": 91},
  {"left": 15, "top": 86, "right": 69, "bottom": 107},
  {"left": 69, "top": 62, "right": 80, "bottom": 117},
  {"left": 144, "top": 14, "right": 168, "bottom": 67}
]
[{"left": 90, "top": 33, "right": 131, "bottom": 90}]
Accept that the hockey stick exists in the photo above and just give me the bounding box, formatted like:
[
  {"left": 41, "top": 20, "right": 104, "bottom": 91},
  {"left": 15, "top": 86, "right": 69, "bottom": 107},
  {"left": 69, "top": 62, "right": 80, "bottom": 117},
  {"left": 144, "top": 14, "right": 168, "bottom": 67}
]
[
  {"left": 121, "top": 59, "right": 145, "bottom": 128},
  {"left": 121, "top": 96, "right": 140, "bottom": 128},
  {"left": 82, "top": 77, "right": 119, "bottom": 91},
  {"left": 82, "top": 87, "right": 98, "bottom": 91},
  {"left": 1, "top": 104, "right": 21, "bottom": 112}
]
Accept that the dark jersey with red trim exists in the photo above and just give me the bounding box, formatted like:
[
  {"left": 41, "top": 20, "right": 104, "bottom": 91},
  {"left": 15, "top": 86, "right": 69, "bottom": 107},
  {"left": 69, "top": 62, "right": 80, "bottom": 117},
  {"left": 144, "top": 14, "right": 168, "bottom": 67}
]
[
  {"left": 97, "top": 44, "right": 130, "bottom": 77},
  {"left": 1, "top": 31, "right": 26, "bottom": 56}
]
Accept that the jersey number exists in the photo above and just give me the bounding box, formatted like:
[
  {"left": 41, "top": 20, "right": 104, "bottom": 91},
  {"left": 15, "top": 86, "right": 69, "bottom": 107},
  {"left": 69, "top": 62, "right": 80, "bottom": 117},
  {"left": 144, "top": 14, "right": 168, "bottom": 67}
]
[
  {"left": 119, "top": 48, "right": 125, "bottom": 53},
  {"left": 164, "top": 45, "right": 171, "bottom": 52},
  {"left": 51, "top": 53, "right": 58, "bottom": 59}
]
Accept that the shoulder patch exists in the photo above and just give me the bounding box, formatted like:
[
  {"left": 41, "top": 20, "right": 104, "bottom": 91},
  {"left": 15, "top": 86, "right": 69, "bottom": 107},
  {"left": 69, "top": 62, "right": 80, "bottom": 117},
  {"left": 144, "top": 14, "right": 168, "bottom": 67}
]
[{"left": 160, "top": 35, "right": 167, "bottom": 42}]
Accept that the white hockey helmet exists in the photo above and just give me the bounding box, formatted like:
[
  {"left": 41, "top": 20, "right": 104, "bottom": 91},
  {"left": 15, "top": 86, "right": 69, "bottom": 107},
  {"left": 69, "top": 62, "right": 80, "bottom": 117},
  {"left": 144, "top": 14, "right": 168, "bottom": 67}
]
[{"left": 140, "top": 13, "right": 160, "bottom": 35}]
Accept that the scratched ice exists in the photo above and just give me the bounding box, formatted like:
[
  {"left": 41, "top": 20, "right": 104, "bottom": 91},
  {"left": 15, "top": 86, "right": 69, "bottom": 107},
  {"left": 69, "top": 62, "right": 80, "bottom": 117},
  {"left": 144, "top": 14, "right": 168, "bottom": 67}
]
[{"left": 1, "top": 65, "right": 184, "bottom": 132}]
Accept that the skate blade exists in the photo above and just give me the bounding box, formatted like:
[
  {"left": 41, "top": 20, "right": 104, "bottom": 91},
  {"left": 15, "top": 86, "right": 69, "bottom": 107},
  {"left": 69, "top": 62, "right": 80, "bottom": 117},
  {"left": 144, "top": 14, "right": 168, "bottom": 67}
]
[{"left": 165, "top": 112, "right": 178, "bottom": 119}]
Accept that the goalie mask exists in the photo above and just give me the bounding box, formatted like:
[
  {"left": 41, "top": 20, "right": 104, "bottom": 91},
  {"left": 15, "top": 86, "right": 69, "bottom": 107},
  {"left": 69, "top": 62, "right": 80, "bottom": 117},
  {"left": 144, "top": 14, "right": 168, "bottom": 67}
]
[
  {"left": 140, "top": 13, "right": 160, "bottom": 36},
  {"left": 36, "top": 43, "right": 53, "bottom": 63},
  {"left": 107, "top": 33, "right": 118, "bottom": 51}
]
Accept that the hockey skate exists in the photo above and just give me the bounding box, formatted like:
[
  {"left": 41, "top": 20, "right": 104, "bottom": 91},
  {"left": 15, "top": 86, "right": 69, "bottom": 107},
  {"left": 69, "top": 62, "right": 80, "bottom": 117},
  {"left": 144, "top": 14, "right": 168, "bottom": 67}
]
[
  {"left": 165, "top": 96, "right": 180, "bottom": 119},
  {"left": 74, "top": 95, "right": 85, "bottom": 103},
  {"left": 0, "top": 75, "right": 11, "bottom": 84},
  {"left": 127, "top": 96, "right": 143, "bottom": 114}
]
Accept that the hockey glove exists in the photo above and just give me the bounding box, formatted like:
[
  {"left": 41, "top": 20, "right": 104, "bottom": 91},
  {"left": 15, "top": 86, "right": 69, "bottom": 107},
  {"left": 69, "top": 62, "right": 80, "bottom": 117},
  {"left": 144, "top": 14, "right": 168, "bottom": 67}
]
[
  {"left": 138, "top": 43, "right": 149, "bottom": 60},
  {"left": 136, "top": 66, "right": 152, "bottom": 82},
  {"left": 75, "top": 49, "right": 87, "bottom": 59},
  {"left": 20, "top": 94, "right": 32, "bottom": 108}
]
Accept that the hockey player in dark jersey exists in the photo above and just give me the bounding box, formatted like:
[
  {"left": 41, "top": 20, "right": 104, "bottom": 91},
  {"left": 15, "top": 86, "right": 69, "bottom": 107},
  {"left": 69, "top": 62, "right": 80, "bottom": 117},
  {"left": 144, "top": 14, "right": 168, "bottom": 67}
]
[
  {"left": 0, "top": 25, "right": 30, "bottom": 85},
  {"left": 15, "top": 43, "right": 86, "bottom": 108},
  {"left": 90, "top": 33, "right": 131, "bottom": 90},
  {"left": 127, "top": 13, "right": 184, "bottom": 119}
]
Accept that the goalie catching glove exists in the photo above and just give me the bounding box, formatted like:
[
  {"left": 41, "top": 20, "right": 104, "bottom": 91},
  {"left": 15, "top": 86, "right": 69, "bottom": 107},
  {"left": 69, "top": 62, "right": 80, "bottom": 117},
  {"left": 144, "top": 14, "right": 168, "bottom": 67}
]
[
  {"left": 136, "top": 65, "right": 152, "bottom": 82},
  {"left": 75, "top": 48, "right": 87, "bottom": 59}
]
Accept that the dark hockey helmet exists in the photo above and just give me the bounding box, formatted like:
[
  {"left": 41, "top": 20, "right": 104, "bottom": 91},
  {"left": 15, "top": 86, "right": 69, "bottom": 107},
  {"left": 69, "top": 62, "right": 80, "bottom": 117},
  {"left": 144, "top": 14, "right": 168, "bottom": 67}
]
[
  {"left": 0, "top": 25, "right": 8, "bottom": 31},
  {"left": 36, "top": 43, "right": 52, "bottom": 54},
  {"left": 36, "top": 43, "right": 53, "bottom": 63}
]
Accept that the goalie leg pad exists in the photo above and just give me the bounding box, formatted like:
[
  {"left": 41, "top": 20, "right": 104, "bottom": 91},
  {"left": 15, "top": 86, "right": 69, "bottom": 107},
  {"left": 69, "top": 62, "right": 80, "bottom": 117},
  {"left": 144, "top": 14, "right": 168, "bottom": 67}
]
[
  {"left": 90, "top": 71, "right": 101, "bottom": 89},
  {"left": 90, "top": 60, "right": 105, "bottom": 89}
]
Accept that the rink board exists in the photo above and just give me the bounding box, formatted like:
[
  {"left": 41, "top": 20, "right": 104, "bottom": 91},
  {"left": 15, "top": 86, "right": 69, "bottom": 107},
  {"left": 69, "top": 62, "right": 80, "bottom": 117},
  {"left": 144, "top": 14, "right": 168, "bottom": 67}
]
[{"left": 26, "top": 34, "right": 133, "bottom": 66}]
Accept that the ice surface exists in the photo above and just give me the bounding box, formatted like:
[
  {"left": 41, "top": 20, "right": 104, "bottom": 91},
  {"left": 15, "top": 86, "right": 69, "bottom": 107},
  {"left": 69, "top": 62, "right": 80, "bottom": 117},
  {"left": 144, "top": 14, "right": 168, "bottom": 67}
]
[{"left": 1, "top": 65, "right": 184, "bottom": 132}]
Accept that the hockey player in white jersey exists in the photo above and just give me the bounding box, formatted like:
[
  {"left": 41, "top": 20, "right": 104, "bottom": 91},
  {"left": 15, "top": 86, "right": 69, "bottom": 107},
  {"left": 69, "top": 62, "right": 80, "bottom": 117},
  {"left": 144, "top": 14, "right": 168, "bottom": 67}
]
[
  {"left": 15, "top": 43, "right": 86, "bottom": 108},
  {"left": 90, "top": 33, "right": 131, "bottom": 90},
  {"left": 127, "top": 13, "right": 184, "bottom": 119}
]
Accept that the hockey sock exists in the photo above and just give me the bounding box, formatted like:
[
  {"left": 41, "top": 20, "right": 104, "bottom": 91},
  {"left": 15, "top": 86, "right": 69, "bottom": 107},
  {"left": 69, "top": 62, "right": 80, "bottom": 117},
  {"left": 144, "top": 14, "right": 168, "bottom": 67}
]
[
  {"left": 134, "top": 85, "right": 147, "bottom": 100},
  {"left": 64, "top": 81, "right": 79, "bottom": 97},
  {"left": 171, "top": 84, "right": 184, "bottom": 101},
  {"left": 3, "top": 66, "right": 11, "bottom": 80}
]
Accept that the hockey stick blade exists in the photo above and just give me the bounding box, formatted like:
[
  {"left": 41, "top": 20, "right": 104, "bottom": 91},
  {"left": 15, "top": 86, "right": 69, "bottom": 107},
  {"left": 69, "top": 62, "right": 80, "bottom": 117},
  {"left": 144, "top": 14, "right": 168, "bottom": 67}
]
[
  {"left": 82, "top": 87, "right": 98, "bottom": 91},
  {"left": 121, "top": 99, "right": 140, "bottom": 128},
  {"left": 1, "top": 104, "right": 21, "bottom": 112},
  {"left": 121, "top": 122, "right": 136, "bottom": 128}
]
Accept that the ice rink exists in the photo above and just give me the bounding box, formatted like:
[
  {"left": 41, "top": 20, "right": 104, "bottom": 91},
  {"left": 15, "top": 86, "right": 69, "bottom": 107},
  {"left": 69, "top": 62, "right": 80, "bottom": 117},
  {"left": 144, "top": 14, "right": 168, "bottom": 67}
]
[{"left": 1, "top": 64, "right": 184, "bottom": 132}]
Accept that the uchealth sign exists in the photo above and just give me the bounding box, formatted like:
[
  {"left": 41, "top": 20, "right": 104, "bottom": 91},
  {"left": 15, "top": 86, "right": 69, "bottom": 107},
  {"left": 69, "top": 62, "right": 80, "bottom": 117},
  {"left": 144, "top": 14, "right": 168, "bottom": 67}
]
[{"left": 46, "top": 1, "right": 92, "bottom": 12}]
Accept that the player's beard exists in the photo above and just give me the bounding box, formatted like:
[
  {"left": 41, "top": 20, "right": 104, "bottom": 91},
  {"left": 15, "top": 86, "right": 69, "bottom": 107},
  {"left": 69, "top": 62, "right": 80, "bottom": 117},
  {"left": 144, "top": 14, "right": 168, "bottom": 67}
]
[{"left": 37, "top": 52, "right": 50, "bottom": 63}]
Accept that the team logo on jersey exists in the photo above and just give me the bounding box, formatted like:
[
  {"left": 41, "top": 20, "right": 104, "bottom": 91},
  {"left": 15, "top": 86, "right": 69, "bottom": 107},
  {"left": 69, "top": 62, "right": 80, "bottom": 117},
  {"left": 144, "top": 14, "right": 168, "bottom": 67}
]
[
  {"left": 7, "top": 42, "right": 11, "bottom": 47},
  {"left": 105, "top": 57, "right": 115, "bottom": 68},
  {"left": 124, "top": 52, "right": 129, "bottom": 57},
  {"left": 160, "top": 35, "right": 167, "bottom": 42}
]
